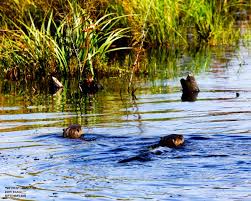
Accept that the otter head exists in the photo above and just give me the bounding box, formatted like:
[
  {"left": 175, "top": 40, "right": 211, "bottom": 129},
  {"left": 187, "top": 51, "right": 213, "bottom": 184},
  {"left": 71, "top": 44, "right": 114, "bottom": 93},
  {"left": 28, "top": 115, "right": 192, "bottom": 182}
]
[
  {"left": 87, "top": 75, "right": 94, "bottom": 83},
  {"left": 187, "top": 74, "right": 196, "bottom": 82},
  {"left": 172, "top": 134, "right": 184, "bottom": 147},
  {"left": 159, "top": 134, "right": 184, "bottom": 148},
  {"left": 63, "top": 124, "right": 83, "bottom": 139}
]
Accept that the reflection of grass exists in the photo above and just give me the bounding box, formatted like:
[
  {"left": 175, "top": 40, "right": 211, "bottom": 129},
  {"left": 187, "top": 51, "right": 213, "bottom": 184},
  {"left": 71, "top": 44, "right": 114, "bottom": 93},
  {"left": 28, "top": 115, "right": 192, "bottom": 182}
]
[
  {"left": 0, "top": 45, "right": 238, "bottom": 124},
  {"left": 136, "top": 46, "right": 212, "bottom": 80},
  {"left": 0, "top": 78, "right": 133, "bottom": 127}
]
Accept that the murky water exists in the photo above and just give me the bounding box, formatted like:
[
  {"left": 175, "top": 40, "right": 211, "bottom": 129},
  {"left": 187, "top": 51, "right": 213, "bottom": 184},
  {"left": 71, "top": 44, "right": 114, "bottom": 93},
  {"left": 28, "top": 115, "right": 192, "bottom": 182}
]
[{"left": 1, "top": 42, "right": 251, "bottom": 200}]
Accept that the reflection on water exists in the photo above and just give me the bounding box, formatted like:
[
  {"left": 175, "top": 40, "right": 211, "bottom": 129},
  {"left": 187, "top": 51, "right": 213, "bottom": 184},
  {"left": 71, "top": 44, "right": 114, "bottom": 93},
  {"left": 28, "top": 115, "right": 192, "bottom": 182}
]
[{"left": 1, "top": 43, "right": 251, "bottom": 200}]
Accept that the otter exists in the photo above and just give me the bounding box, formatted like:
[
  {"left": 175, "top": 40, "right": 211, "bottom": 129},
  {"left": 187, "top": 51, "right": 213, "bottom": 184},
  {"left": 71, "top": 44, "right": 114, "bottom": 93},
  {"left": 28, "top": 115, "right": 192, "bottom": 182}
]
[
  {"left": 79, "top": 76, "right": 103, "bottom": 94},
  {"left": 149, "top": 134, "right": 184, "bottom": 149},
  {"left": 180, "top": 74, "right": 200, "bottom": 94},
  {"left": 180, "top": 74, "right": 240, "bottom": 101},
  {"left": 180, "top": 74, "right": 200, "bottom": 102},
  {"left": 63, "top": 124, "right": 83, "bottom": 139},
  {"left": 181, "top": 92, "right": 199, "bottom": 102},
  {"left": 118, "top": 134, "right": 184, "bottom": 163}
]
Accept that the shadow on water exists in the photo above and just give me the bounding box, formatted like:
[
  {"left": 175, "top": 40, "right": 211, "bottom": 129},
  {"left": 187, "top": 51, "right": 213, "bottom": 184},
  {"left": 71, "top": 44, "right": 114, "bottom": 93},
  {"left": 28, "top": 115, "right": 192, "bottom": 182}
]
[{"left": 1, "top": 41, "right": 251, "bottom": 200}]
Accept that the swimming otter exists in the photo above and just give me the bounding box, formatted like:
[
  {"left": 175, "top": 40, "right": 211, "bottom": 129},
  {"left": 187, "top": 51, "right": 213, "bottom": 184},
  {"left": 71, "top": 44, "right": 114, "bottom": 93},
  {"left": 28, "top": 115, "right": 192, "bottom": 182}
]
[
  {"left": 119, "top": 134, "right": 184, "bottom": 163},
  {"left": 79, "top": 76, "right": 103, "bottom": 94},
  {"left": 63, "top": 124, "right": 83, "bottom": 139},
  {"left": 180, "top": 74, "right": 200, "bottom": 94},
  {"left": 150, "top": 134, "right": 184, "bottom": 149}
]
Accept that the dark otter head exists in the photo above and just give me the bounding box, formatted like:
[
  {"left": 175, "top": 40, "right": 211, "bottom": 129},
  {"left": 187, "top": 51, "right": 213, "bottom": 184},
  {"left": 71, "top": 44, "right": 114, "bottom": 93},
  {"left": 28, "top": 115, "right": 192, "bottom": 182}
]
[
  {"left": 180, "top": 74, "right": 200, "bottom": 94},
  {"left": 186, "top": 74, "right": 196, "bottom": 82},
  {"left": 63, "top": 124, "right": 83, "bottom": 139},
  {"left": 79, "top": 76, "right": 103, "bottom": 93},
  {"left": 159, "top": 134, "right": 184, "bottom": 148}
]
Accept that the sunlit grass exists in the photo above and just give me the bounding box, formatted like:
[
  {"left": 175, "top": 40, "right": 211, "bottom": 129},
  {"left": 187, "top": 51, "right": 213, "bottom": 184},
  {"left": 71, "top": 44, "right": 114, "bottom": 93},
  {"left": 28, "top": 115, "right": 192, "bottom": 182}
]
[
  {"left": 0, "top": 0, "right": 249, "bottom": 78},
  {"left": 113, "top": 0, "right": 244, "bottom": 47},
  {"left": 0, "top": 0, "right": 130, "bottom": 78}
]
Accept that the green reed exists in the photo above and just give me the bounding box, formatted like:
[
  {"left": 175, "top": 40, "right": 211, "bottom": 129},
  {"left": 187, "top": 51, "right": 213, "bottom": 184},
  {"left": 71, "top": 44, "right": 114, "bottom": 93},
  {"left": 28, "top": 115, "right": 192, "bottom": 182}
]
[
  {"left": 113, "top": 0, "right": 244, "bottom": 47},
  {"left": 0, "top": 0, "right": 130, "bottom": 77},
  {"left": 0, "top": 0, "right": 249, "bottom": 79}
]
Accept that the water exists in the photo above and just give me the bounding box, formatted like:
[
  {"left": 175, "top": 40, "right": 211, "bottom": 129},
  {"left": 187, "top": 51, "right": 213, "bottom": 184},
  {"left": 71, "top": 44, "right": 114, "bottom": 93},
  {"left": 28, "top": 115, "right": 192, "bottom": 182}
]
[{"left": 1, "top": 43, "right": 251, "bottom": 200}]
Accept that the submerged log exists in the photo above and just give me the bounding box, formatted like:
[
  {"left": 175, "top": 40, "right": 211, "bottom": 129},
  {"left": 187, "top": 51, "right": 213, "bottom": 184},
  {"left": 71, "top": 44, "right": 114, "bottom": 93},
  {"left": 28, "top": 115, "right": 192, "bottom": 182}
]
[
  {"left": 63, "top": 124, "right": 83, "bottom": 139},
  {"left": 49, "top": 76, "right": 63, "bottom": 94}
]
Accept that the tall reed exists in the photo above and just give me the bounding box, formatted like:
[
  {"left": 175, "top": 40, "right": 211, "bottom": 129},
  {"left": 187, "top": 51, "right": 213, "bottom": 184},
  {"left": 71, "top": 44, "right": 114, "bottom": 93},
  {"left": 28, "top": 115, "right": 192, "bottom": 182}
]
[
  {"left": 0, "top": 0, "right": 130, "bottom": 78},
  {"left": 0, "top": 0, "right": 248, "bottom": 79},
  {"left": 114, "top": 0, "right": 243, "bottom": 47}
]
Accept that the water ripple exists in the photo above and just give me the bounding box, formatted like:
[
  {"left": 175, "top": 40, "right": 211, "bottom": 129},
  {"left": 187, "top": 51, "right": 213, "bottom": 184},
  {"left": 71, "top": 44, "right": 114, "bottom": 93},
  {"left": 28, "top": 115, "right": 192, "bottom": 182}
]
[{"left": 1, "top": 49, "right": 251, "bottom": 200}]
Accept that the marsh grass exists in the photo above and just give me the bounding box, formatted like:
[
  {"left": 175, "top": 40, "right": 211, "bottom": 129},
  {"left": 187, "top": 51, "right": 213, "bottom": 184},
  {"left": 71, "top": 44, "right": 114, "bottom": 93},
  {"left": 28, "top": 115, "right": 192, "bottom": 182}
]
[
  {"left": 113, "top": 0, "right": 245, "bottom": 47},
  {"left": 0, "top": 0, "right": 250, "bottom": 79},
  {"left": 0, "top": 0, "right": 131, "bottom": 78}
]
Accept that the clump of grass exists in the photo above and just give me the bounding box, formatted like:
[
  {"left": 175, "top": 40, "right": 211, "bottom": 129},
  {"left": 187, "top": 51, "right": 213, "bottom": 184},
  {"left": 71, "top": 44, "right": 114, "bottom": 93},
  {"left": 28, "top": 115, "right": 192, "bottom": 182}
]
[
  {"left": 0, "top": 0, "right": 248, "bottom": 80},
  {"left": 1, "top": 11, "right": 61, "bottom": 78},
  {"left": 0, "top": 0, "right": 130, "bottom": 78},
  {"left": 184, "top": 0, "right": 242, "bottom": 45},
  {"left": 113, "top": 0, "right": 243, "bottom": 47}
]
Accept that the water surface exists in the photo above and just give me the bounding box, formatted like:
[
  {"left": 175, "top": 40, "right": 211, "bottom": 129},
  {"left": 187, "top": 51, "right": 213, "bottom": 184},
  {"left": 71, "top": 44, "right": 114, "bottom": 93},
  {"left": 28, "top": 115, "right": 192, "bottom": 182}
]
[{"left": 1, "top": 43, "right": 251, "bottom": 200}]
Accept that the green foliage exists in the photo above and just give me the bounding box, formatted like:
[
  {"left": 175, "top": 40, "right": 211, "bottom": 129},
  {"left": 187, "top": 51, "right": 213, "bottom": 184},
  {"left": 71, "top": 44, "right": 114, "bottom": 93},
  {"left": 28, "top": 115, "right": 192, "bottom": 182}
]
[
  {"left": 0, "top": 0, "right": 248, "bottom": 78},
  {"left": 0, "top": 0, "right": 130, "bottom": 77},
  {"left": 114, "top": 0, "right": 243, "bottom": 47}
]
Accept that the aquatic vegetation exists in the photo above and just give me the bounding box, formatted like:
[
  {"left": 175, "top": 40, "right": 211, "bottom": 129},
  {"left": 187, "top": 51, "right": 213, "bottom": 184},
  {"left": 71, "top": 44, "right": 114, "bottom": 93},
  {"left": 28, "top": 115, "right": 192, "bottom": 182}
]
[
  {"left": 0, "top": 0, "right": 130, "bottom": 78},
  {"left": 0, "top": 0, "right": 249, "bottom": 79},
  {"left": 114, "top": 0, "right": 246, "bottom": 47}
]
